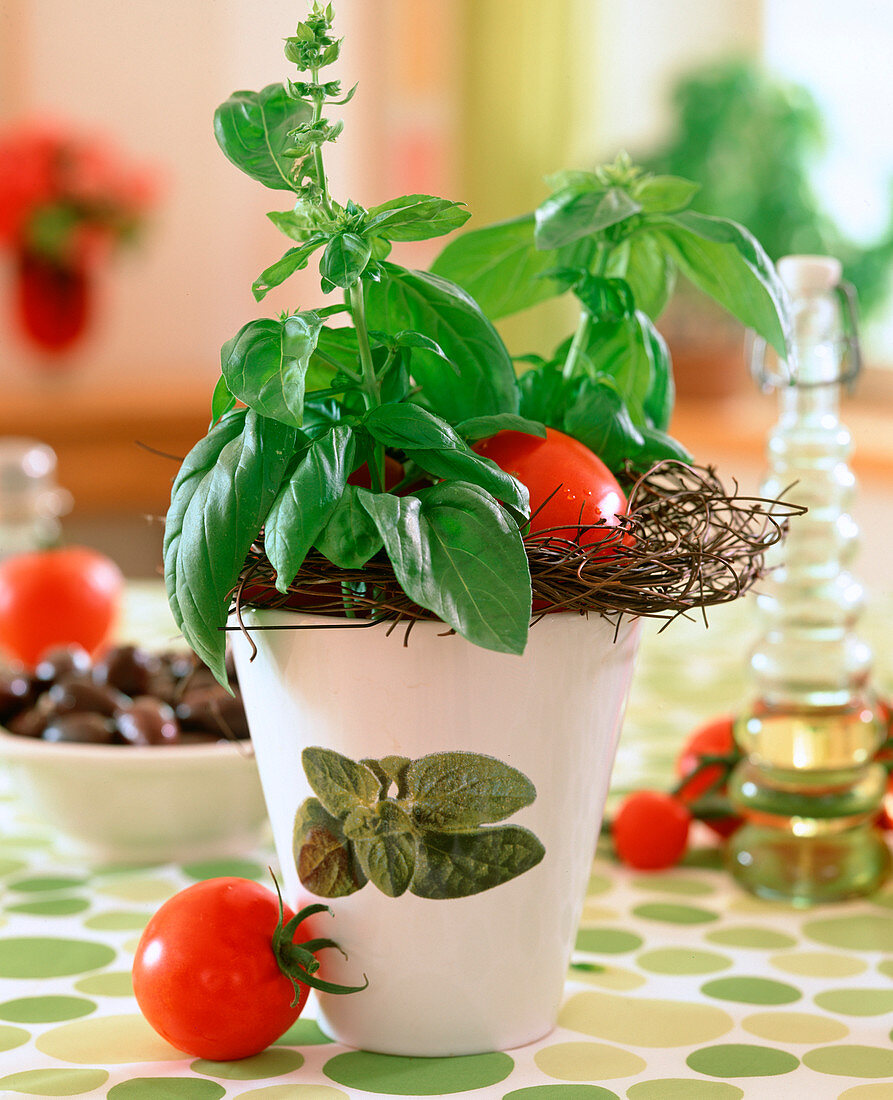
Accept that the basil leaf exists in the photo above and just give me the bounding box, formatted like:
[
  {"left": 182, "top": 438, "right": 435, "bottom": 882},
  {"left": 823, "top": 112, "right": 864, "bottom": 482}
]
[
  {"left": 221, "top": 313, "right": 325, "bottom": 427},
  {"left": 635, "top": 175, "right": 700, "bottom": 213},
  {"left": 213, "top": 83, "right": 311, "bottom": 191},
  {"left": 365, "top": 194, "right": 470, "bottom": 242},
  {"left": 320, "top": 232, "right": 372, "bottom": 289},
  {"left": 562, "top": 378, "right": 645, "bottom": 472},
  {"left": 209, "top": 374, "right": 236, "bottom": 426},
  {"left": 363, "top": 402, "right": 463, "bottom": 451},
  {"left": 635, "top": 425, "right": 692, "bottom": 466},
  {"left": 252, "top": 236, "right": 327, "bottom": 302},
  {"left": 640, "top": 318, "right": 673, "bottom": 431},
  {"left": 431, "top": 215, "right": 559, "bottom": 320},
  {"left": 163, "top": 410, "right": 295, "bottom": 685},
  {"left": 364, "top": 263, "right": 520, "bottom": 421},
  {"left": 454, "top": 414, "right": 546, "bottom": 442},
  {"left": 405, "top": 751, "right": 537, "bottom": 831},
  {"left": 607, "top": 232, "right": 677, "bottom": 319},
  {"left": 264, "top": 425, "right": 356, "bottom": 591},
  {"left": 358, "top": 482, "right": 531, "bottom": 655},
  {"left": 267, "top": 199, "right": 333, "bottom": 240},
  {"left": 535, "top": 186, "right": 642, "bottom": 250},
  {"left": 404, "top": 448, "right": 528, "bottom": 521},
  {"left": 314, "top": 484, "right": 383, "bottom": 568},
  {"left": 410, "top": 825, "right": 545, "bottom": 899},
  {"left": 518, "top": 362, "right": 573, "bottom": 426},
  {"left": 654, "top": 210, "right": 789, "bottom": 355},
  {"left": 348, "top": 803, "right": 416, "bottom": 898},
  {"left": 294, "top": 797, "right": 367, "bottom": 898},
  {"left": 303, "top": 746, "right": 382, "bottom": 817},
  {"left": 575, "top": 274, "right": 636, "bottom": 320}
]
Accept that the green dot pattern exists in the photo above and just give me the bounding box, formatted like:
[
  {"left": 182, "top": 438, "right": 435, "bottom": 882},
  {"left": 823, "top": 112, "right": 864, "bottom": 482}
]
[
  {"left": 323, "top": 1051, "right": 514, "bottom": 1094},
  {"left": 0, "top": 995, "right": 96, "bottom": 1023},
  {"left": 0, "top": 594, "right": 892, "bottom": 1095}
]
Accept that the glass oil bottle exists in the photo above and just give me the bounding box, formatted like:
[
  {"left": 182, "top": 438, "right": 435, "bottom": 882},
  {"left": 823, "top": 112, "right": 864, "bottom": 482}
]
[{"left": 727, "top": 255, "right": 891, "bottom": 904}]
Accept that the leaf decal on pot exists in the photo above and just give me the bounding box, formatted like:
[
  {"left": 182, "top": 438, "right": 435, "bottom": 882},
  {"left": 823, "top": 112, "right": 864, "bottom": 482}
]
[
  {"left": 410, "top": 826, "right": 546, "bottom": 900},
  {"left": 293, "top": 748, "right": 545, "bottom": 900},
  {"left": 293, "top": 798, "right": 367, "bottom": 898},
  {"left": 303, "top": 747, "right": 382, "bottom": 817},
  {"left": 404, "top": 751, "right": 536, "bottom": 832}
]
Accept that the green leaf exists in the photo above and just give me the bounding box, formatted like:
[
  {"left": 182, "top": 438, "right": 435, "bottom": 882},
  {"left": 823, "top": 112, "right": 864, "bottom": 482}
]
[
  {"left": 314, "top": 484, "right": 383, "bottom": 568},
  {"left": 347, "top": 803, "right": 416, "bottom": 898},
  {"left": 562, "top": 378, "right": 645, "bottom": 472},
  {"left": 267, "top": 202, "right": 333, "bottom": 240},
  {"left": 518, "top": 361, "right": 573, "bottom": 426},
  {"left": 252, "top": 236, "right": 327, "bottom": 302},
  {"left": 213, "top": 83, "right": 312, "bottom": 191},
  {"left": 410, "top": 825, "right": 545, "bottom": 899},
  {"left": 364, "top": 264, "right": 520, "bottom": 421},
  {"left": 640, "top": 317, "right": 674, "bottom": 431},
  {"left": 404, "top": 447, "right": 528, "bottom": 521},
  {"left": 364, "top": 194, "right": 471, "bottom": 242},
  {"left": 635, "top": 425, "right": 693, "bottom": 466},
  {"left": 302, "top": 746, "right": 382, "bottom": 817},
  {"left": 454, "top": 414, "right": 546, "bottom": 442},
  {"left": 320, "top": 232, "right": 372, "bottom": 289},
  {"left": 535, "top": 186, "right": 642, "bottom": 250},
  {"left": 210, "top": 374, "right": 236, "bottom": 425},
  {"left": 264, "top": 425, "right": 356, "bottom": 591},
  {"left": 432, "top": 215, "right": 561, "bottom": 320},
  {"left": 221, "top": 313, "right": 326, "bottom": 427},
  {"left": 293, "top": 798, "right": 367, "bottom": 898},
  {"left": 363, "top": 402, "right": 463, "bottom": 451},
  {"left": 654, "top": 210, "right": 790, "bottom": 355},
  {"left": 357, "top": 482, "right": 531, "bottom": 655},
  {"left": 163, "top": 410, "right": 296, "bottom": 685},
  {"left": 405, "top": 751, "right": 537, "bottom": 832},
  {"left": 635, "top": 175, "right": 700, "bottom": 213},
  {"left": 574, "top": 274, "right": 635, "bottom": 320},
  {"left": 606, "top": 232, "right": 677, "bottom": 319}
]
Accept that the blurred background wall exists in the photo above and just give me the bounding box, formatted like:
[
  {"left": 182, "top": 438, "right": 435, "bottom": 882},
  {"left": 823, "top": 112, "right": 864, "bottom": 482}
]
[{"left": 0, "top": 0, "right": 891, "bottom": 583}]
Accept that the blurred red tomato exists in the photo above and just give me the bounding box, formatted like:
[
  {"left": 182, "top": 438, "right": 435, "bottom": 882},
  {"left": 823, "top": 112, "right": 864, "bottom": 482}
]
[
  {"left": 471, "top": 427, "right": 627, "bottom": 546},
  {"left": 674, "top": 715, "right": 742, "bottom": 838},
  {"left": 612, "top": 790, "right": 691, "bottom": 870},
  {"left": 0, "top": 546, "right": 123, "bottom": 668}
]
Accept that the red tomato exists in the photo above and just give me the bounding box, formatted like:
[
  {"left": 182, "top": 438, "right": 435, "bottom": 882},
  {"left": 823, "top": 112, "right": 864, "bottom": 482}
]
[
  {"left": 612, "top": 790, "right": 691, "bottom": 870},
  {"left": 0, "top": 546, "right": 123, "bottom": 668},
  {"left": 674, "top": 715, "right": 742, "bottom": 838},
  {"left": 133, "top": 877, "right": 365, "bottom": 1061},
  {"left": 472, "top": 427, "right": 627, "bottom": 546},
  {"left": 347, "top": 455, "right": 404, "bottom": 491}
]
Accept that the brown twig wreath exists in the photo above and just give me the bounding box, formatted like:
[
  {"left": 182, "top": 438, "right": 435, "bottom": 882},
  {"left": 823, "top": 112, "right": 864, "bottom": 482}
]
[{"left": 230, "top": 460, "right": 804, "bottom": 655}]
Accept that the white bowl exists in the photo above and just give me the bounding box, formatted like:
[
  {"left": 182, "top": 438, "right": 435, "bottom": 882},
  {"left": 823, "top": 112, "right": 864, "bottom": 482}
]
[{"left": 0, "top": 728, "right": 270, "bottom": 864}]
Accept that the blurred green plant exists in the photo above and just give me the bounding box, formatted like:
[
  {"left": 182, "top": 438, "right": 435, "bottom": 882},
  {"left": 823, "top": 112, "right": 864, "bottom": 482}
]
[{"left": 641, "top": 58, "right": 893, "bottom": 317}]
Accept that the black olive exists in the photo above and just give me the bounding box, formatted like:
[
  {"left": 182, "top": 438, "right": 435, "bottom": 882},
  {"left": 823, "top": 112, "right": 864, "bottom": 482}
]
[
  {"left": 34, "top": 644, "right": 92, "bottom": 686},
  {"left": 42, "top": 713, "right": 116, "bottom": 744},
  {"left": 47, "top": 680, "right": 130, "bottom": 718},
  {"left": 0, "top": 672, "right": 37, "bottom": 725},
  {"left": 175, "top": 685, "right": 250, "bottom": 740},
  {"left": 93, "top": 645, "right": 162, "bottom": 696},
  {"left": 114, "top": 696, "right": 181, "bottom": 746}
]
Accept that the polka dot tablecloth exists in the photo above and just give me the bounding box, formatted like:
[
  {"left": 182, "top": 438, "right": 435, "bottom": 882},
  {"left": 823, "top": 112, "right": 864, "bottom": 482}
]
[{"left": 0, "top": 585, "right": 892, "bottom": 1099}]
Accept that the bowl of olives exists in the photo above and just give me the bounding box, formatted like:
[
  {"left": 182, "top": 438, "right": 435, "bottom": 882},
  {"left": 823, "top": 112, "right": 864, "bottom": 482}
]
[{"left": 0, "top": 643, "right": 270, "bottom": 864}]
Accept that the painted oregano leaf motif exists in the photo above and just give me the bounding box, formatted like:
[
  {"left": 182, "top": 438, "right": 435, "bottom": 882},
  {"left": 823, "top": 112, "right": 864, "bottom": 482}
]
[{"left": 293, "top": 747, "right": 545, "bottom": 900}]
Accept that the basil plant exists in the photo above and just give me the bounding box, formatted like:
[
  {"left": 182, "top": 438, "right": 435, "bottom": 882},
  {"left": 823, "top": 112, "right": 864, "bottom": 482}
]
[
  {"left": 432, "top": 153, "right": 791, "bottom": 473},
  {"left": 164, "top": 3, "right": 544, "bottom": 686}
]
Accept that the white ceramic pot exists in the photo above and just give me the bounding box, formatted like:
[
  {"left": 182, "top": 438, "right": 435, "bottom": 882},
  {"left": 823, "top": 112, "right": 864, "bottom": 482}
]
[{"left": 231, "top": 609, "right": 640, "bottom": 1057}]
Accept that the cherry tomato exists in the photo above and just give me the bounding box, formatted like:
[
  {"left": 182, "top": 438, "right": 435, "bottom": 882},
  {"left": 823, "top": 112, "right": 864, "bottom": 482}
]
[
  {"left": 0, "top": 546, "right": 123, "bottom": 668},
  {"left": 132, "top": 876, "right": 365, "bottom": 1061},
  {"left": 472, "top": 427, "right": 627, "bottom": 546},
  {"left": 612, "top": 790, "right": 691, "bottom": 870},
  {"left": 674, "top": 716, "right": 742, "bottom": 838}
]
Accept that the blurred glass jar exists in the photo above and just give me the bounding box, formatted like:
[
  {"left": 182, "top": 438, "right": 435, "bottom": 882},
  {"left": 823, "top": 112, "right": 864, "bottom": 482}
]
[{"left": 0, "top": 438, "right": 73, "bottom": 558}]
